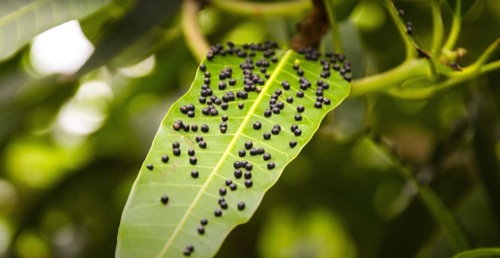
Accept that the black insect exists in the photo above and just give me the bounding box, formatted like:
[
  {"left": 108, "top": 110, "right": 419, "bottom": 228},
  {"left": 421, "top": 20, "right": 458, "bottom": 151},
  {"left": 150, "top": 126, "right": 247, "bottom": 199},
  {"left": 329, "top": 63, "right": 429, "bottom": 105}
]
[
  {"left": 146, "top": 164, "right": 154, "bottom": 170},
  {"left": 237, "top": 201, "right": 246, "bottom": 210},
  {"left": 183, "top": 245, "right": 194, "bottom": 256},
  {"left": 244, "top": 179, "right": 253, "bottom": 188},
  {"left": 234, "top": 169, "right": 243, "bottom": 178},
  {"left": 160, "top": 195, "right": 169, "bottom": 204},
  {"left": 191, "top": 170, "right": 199, "bottom": 178},
  {"left": 244, "top": 141, "right": 253, "bottom": 149},
  {"left": 219, "top": 188, "right": 227, "bottom": 196}
]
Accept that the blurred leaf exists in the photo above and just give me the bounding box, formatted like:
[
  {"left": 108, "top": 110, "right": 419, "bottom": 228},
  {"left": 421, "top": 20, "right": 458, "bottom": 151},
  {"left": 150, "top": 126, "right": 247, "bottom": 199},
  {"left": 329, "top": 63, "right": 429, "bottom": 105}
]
[
  {"left": 0, "top": 75, "right": 76, "bottom": 148},
  {"left": 452, "top": 248, "right": 500, "bottom": 258},
  {"left": 78, "top": 0, "right": 182, "bottom": 74},
  {"left": 330, "top": 0, "right": 359, "bottom": 22},
  {"left": 116, "top": 42, "right": 351, "bottom": 257},
  {"left": 446, "top": 0, "right": 477, "bottom": 17},
  {"left": 0, "top": 0, "right": 109, "bottom": 61},
  {"left": 258, "top": 208, "right": 357, "bottom": 258}
]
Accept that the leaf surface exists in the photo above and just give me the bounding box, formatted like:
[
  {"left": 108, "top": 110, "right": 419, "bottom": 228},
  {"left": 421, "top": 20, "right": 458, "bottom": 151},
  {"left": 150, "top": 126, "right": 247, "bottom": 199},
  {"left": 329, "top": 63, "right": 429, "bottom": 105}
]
[
  {"left": 0, "top": 0, "right": 108, "bottom": 61},
  {"left": 116, "top": 42, "right": 351, "bottom": 257}
]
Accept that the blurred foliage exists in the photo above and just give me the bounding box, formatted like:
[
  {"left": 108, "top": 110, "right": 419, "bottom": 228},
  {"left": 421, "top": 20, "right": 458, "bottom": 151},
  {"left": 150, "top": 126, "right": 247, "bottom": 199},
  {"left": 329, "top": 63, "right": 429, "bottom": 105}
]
[{"left": 0, "top": 0, "right": 499, "bottom": 257}]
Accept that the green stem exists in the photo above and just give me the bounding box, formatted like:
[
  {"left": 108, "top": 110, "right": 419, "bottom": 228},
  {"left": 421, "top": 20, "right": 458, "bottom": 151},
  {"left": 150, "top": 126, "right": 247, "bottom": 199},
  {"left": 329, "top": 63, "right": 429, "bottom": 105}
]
[
  {"left": 350, "top": 59, "right": 428, "bottom": 97},
  {"left": 443, "top": 0, "right": 462, "bottom": 51},
  {"left": 210, "top": 0, "right": 311, "bottom": 17},
  {"left": 323, "top": 0, "right": 343, "bottom": 53},
  {"left": 453, "top": 248, "right": 500, "bottom": 258},
  {"left": 431, "top": 0, "right": 444, "bottom": 57},
  {"left": 350, "top": 38, "right": 499, "bottom": 99},
  {"left": 182, "top": 0, "right": 210, "bottom": 62},
  {"left": 473, "top": 38, "right": 500, "bottom": 68},
  {"left": 385, "top": 0, "right": 416, "bottom": 60},
  {"left": 481, "top": 60, "right": 500, "bottom": 74}
]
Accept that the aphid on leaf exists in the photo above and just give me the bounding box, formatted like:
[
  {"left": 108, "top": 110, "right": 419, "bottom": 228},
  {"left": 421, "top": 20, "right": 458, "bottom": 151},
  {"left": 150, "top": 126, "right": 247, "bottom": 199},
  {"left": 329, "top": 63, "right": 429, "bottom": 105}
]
[
  {"left": 183, "top": 245, "right": 194, "bottom": 257},
  {"left": 201, "top": 124, "right": 209, "bottom": 132},
  {"left": 267, "top": 162, "right": 276, "bottom": 169},
  {"left": 197, "top": 226, "right": 205, "bottom": 235},
  {"left": 189, "top": 157, "right": 197, "bottom": 165},
  {"left": 234, "top": 169, "right": 243, "bottom": 178},
  {"left": 160, "top": 195, "right": 169, "bottom": 204},
  {"left": 219, "top": 188, "right": 227, "bottom": 196},
  {"left": 214, "top": 209, "right": 222, "bottom": 217},
  {"left": 289, "top": 140, "right": 297, "bottom": 148},
  {"left": 237, "top": 201, "right": 245, "bottom": 210},
  {"left": 244, "top": 179, "right": 253, "bottom": 188},
  {"left": 191, "top": 170, "right": 199, "bottom": 178}
]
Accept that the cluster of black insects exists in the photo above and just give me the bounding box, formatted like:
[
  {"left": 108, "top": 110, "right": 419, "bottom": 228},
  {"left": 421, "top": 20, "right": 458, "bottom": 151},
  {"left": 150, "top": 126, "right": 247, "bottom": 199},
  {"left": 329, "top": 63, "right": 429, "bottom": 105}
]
[{"left": 144, "top": 40, "right": 351, "bottom": 256}]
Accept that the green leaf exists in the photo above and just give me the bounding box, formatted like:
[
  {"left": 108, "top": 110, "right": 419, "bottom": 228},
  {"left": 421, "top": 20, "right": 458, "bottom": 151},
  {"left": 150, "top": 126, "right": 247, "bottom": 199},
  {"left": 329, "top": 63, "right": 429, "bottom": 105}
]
[
  {"left": 116, "top": 42, "right": 351, "bottom": 257},
  {"left": 452, "top": 248, "right": 500, "bottom": 258},
  {"left": 446, "top": 0, "right": 477, "bottom": 17},
  {"left": 0, "top": 0, "right": 109, "bottom": 61},
  {"left": 77, "top": 0, "right": 181, "bottom": 75}
]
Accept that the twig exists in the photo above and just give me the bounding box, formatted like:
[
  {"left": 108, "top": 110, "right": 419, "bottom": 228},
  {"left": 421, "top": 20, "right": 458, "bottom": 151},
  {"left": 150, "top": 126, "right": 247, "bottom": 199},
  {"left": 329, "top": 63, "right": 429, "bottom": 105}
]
[{"left": 182, "top": 0, "right": 210, "bottom": 62}]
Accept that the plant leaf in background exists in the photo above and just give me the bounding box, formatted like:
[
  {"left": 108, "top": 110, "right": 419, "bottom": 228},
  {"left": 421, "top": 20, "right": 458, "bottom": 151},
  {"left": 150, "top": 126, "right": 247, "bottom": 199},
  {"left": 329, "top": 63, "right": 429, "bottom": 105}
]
[
  {"left": 0, "top": 0, "right": 109, "bottom": 61},
  {"left": 446, "top": 0, "right": 477, "bottom": 17},
  {"left": 77, "top": 0, "right": 182, "bottom": 75},
  {"left": 116, "top": 42, "right": 351, "bottom": 257}
]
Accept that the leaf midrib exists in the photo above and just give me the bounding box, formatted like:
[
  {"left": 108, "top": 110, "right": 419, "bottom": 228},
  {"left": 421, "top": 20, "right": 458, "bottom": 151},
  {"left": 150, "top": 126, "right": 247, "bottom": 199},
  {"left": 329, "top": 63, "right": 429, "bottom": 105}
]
[
  {"left": 0, "top": 0, "right": 50, "bottom": 26},
  {"left": 157, "top": 50, "right": 294, "bottom": 257}
]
